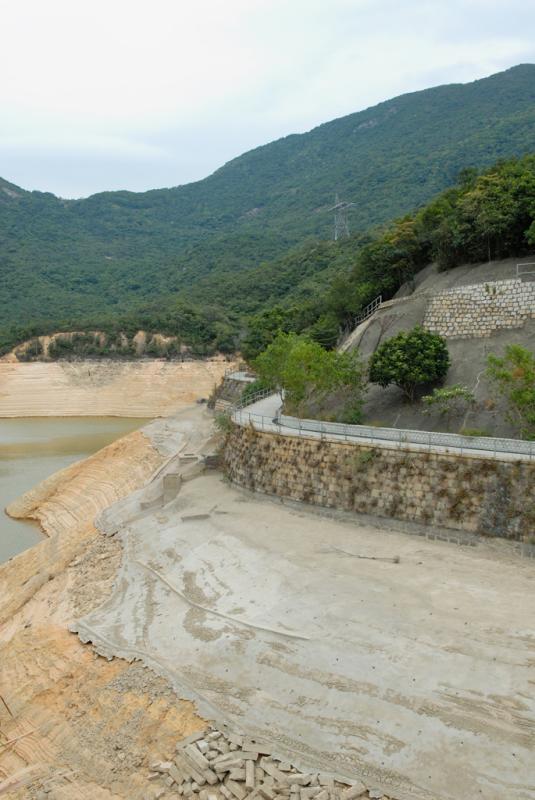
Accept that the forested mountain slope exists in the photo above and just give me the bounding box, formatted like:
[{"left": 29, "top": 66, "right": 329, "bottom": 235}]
[{"left": 2, "top": 64, "right": 535, "bottom": 351}]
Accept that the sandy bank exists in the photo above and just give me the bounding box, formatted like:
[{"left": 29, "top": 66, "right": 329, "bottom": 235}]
[
  {"left": 0, "top": 409, "right": 210, "bottom": 798},
  {"left": 0, "top": 358, "right": 232, "bottom": 417}
]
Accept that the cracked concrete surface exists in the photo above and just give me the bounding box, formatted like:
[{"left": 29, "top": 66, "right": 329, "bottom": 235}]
[{"left": 73, "top": 410, "right": 535, "bottom": 800}]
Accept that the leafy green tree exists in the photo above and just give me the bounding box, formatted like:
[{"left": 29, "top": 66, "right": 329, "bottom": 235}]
[
  {"left": 487, "top": 345, "right": 535, "bottom": 439},
  {"left": 369, "top": 326, "right": 450, "bottom": 401},
  {"left": 460, "top": 173, "right": 519, "bottom": 262},
  {"left": 254, "top": 332, "right": 366, "bottom": 419}
]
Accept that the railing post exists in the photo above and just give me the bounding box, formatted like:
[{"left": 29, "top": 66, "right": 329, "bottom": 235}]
[{"left": 233, "top": 389, "right": 528, "bottom": 462}]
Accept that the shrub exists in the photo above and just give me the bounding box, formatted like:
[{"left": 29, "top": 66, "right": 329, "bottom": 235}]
[
  {"left": 214, "top": 413, "right": 234, "bottom": 435},
  {"left": 16, "top": 338, "right": 43, "bottom": 361},
  {"left": 369, "top": 325, "right": 450, "bottom": 401},
  {"left": 240, "top": 379, "right": 272, "bottom": 405},
  {"left": 487, "top": 344, "right": 535, "bottom": 439},
  {"left": 459, "top": 427, "right": 491, "bottom": 438},
  {"left": 422, "top": 384, "right": 476, "bottom": 430}
]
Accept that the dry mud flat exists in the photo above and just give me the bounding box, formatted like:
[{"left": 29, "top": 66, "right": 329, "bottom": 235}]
[{"left": 1, "top": 408, "right": 534, "bottom": 800}]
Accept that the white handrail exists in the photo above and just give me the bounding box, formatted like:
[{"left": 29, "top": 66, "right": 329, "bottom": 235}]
[{"left": 230, "top": 397, "right": 535, "bottom": 462}]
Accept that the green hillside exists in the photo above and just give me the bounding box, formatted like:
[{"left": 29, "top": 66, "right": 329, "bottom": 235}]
[
  {"left": 2, "top": 64, "right": 535, "bottom": 352},
  {"left": 239, "top": 154, "right": 535, "bottom": 358}
]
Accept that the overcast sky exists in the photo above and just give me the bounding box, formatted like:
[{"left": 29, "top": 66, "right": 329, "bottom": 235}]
[{"left": 1, "top": 0, "right": 533, "bottom": 198}]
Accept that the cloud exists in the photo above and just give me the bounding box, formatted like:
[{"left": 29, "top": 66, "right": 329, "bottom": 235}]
[{"left": 0, "top": 0, "right": 533, "bottom": 196}]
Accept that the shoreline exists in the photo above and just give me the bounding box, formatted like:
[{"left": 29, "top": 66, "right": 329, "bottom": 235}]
[
  {"left": 0, "top": 407, "right": 209, "bottom": 799},
  {"left": 1, "top": 418, "right": 154, "bottom": 555},
  {"left": 1, "top": 405, "right": 533, "bottom": 800}
]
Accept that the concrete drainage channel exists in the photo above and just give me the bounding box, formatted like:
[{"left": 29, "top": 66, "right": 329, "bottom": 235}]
[{"left": 148, "top": 727, "right": 383, "bottom": 800}]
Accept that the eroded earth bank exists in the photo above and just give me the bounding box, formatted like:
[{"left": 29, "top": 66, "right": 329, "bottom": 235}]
[
  {"left": 0, "top": 407, "right": 534, "bottom": 800},
  {"left": 0, "top": 357, "right": 230, "bottom": 417}
]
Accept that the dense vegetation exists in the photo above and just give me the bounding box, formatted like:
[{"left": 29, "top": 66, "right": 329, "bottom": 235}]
[
  {"left": 244, "top": 154, "right": 535, "bottom": 357},
  {"left": 487, "top": 345, "right": 535, "bottom": 439},
  {"left": 254, "top": 332, "right": 366, "bottom": 422},
  {"left": 2, "top": 65, "right": 535, "bottom": 355}
]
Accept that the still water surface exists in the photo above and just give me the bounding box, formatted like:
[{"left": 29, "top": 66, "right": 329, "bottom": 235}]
[{"left": 0, "top": 417, "right": 148, "bottom": 563}]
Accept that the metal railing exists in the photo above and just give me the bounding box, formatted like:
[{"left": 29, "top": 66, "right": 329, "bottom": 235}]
[
  {"left": 353, "top": 294, "right": 382, "bottom": 326},
  {"left": 231, "top": 397, "right": 535, "bottom": 461},
  {"left": 338, "top": 295, "right": 383, "bottom": 350},
  {"left": 233, "top": 387, "right": 275, "bottom": 411},
  {"left": 516, "top": 262, "right": 535, "bottom": 279}
]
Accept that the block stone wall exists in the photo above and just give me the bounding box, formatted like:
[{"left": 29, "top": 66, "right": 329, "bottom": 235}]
[
  {"left": 224, "top": 426, "right": 535, "bottom": 542},
  {"left": 423, "top": 278, "right": 535, "bottom": 338}
]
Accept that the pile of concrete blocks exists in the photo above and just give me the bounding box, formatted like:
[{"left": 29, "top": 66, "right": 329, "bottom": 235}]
[{"left": 146, "top": 728, "right": 390, "bottom": 800}]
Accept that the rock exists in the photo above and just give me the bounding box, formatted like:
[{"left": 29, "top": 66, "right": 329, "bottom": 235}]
[
  {"left": 226, "top": 779, "right": 247, "bottom": 800},
  {"left": 341, "top": 784, "right": 367, "bottom": 800},
  {"left": 245, "top": 760, "right": 255, "bottom": 789}
]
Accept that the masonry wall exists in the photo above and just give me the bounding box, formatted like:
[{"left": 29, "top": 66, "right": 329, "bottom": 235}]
[
  {"left": 224, "top": 426, "right": 535, "bottom": 541},
  {"left": 423, "top": 278, "right": 535, "bottom": 338}
]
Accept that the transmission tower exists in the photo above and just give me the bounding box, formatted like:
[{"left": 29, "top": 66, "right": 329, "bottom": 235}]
[{"left": 327, "top": 194, "right": 355, "bottom": 241}]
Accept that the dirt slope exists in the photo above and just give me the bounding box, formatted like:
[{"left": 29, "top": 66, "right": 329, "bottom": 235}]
[
  {"left": 0, "top": 412, "right": 208, "bottom": 799},
  {"left": 0, "top": 358, "right": 232, "bottom": 417}
]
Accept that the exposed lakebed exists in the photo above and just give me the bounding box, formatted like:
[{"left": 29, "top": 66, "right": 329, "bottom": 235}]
[{"left": 0, "top": 417, "right": 148, "bottom": 563}]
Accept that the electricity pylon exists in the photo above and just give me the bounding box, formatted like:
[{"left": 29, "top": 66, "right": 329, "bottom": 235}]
[{"left": 327, "top": 194, "right": 355, "bottom": 240}]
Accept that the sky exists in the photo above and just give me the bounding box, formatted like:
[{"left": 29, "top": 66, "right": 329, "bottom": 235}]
[{"left": 1, "top": 0, "right": 534, "bottom": 198}]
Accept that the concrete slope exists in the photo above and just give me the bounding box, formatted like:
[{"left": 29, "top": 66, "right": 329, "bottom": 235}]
[{"left": 73, "top": 456, "right": 535, "bottom": 800}]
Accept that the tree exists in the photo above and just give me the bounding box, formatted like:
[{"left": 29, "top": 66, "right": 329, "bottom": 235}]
[
  {"left": 369, "top": 326, "right": 450, "bottom": 401},
  {"left": 422, "top": 384, "right": 476, "bottom": 430},
  {"left": 487, "top": 345, "right": 535, "bottom": 439},
  {"left": 460, "top": 173, "right": 519, "bottom": 262},
  {"left": 254, "top": 332, "right": 366, "bottom": 419}
]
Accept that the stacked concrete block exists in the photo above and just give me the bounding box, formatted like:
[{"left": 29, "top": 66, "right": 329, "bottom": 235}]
[
  {"left": 146, "top": 727, "right": 386, "bottom": 800},
  {"left": 423, "top": 278, "right": 535, "bottom": 338},
  {"left": 223, "top": 426, "right": 535, "bottom": 542}
]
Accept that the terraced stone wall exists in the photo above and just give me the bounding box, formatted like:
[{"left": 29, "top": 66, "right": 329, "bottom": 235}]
[
  {"left": 224, "top": 426, "right": 535, "bottom": 542},
  {"left": 423, "top": 278, "right": 535, "bottom": 338}
]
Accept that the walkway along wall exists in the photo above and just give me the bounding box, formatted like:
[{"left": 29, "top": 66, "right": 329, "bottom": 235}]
[{"left": 223, "top": 425, "right": 535, "bottom": 541}]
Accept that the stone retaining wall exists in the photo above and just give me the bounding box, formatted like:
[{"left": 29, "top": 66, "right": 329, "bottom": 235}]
[
  {"left": 224, "top": 426, "right": 535, "bottom": 541},
  {"left": 423, "top": 278, "right": 535, "bottom": 338}
]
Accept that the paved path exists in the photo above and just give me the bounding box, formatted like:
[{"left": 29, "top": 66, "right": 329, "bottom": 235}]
[{"left": 235, "top": 394, "right": 535, "bottom": 462}]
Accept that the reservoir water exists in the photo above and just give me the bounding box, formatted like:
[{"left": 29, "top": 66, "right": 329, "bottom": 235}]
[{"left": 0, "top": 417, "right": 148, "bottom": 564}]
